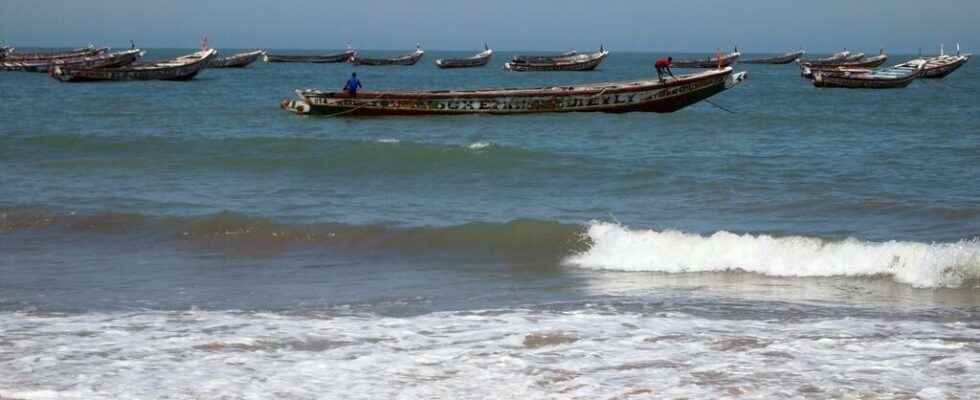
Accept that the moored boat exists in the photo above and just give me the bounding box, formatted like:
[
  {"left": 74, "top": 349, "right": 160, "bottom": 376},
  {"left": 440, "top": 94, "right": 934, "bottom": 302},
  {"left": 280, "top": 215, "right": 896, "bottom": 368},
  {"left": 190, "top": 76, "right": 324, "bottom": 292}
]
[
  {"left": 800, "top": 50, "right": 850, "bottom": 66},
  {"left": 895, "top": 45, "right": 971, "bottom": 79},
  {"left": 801, "top": 51, "right": 888, "bottom": 78},
  {"left": 2, "top": 46, "right": 107, "bottom": 62},
  {"left": 844, "top": 53, "right": 865, "bottom": 62},
  {"left": 743, "top": 50, "right": 805, "bottom": 64},
  {"left": 672, "top": 48, "right": 740, "bottom": 68},
  {"left": 208, "top": 50, "right": 265, "bottom": 68},
  {"left": 812, "top": 61, "right": 924, "bottom": 89},
  {"left": 51, "top": 48, "right": 216, "bottom": 82},
  {"left": 281, "top": 66, "right": 747, "bottom": 116},
  {"left": 511, "top": 50, "right": 578, "bottom": 63},
  {"left": 434, "top": 44, "right": 493, "bottom": 69},
  {"left": 264, "top": 49, "right": 354, "bottom": 63},
  {"left": 351, "top": 46, "right": 425, "bottom": 66},
  {"left": 1, "top": 49, "right": 142, "bottom": 72},
  {"left": 503, "top": 47, "right": 608, "bottom": 72}
]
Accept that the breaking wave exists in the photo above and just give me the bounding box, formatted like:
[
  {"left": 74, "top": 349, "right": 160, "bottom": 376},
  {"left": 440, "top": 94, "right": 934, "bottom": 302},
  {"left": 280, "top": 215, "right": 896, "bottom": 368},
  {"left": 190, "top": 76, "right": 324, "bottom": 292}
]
[{"left": 566, "top": 222, "right": 980, "bottom": 288}]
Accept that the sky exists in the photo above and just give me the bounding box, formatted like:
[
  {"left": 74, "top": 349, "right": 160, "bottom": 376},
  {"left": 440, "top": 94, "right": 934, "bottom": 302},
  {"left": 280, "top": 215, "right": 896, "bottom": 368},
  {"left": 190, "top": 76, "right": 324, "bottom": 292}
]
[{"left": 1, "top": 0, "right": 977, "bottom": 54}]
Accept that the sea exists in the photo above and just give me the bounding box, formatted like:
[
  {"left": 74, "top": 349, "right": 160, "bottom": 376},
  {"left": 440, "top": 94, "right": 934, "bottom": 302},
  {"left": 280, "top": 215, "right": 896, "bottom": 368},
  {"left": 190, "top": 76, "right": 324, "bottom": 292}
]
[{"left": 1, "top": 48, "right": 979, "bottom": 399}]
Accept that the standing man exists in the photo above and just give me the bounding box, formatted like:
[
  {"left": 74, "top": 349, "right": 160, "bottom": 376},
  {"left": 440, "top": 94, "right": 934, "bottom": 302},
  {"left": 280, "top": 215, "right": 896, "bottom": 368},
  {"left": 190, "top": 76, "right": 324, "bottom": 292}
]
[
  {"left": 655, "top": 56, "right": 675, "bottom": 81},
  {"left": 343, "top": 72, "right": 362, "bottom": 97}
]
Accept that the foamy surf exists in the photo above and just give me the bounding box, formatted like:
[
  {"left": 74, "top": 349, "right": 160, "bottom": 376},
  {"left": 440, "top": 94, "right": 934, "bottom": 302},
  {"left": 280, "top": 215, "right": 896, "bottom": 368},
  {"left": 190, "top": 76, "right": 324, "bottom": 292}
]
[
  {"left": 567, "top": 222, "right": 980, "bottom": 288},
  {"left": 467, "top": 141, "right": 492, "bottom": 150},
  {"left": 0, "top": 310, "right": 975, "bottom": 399}
]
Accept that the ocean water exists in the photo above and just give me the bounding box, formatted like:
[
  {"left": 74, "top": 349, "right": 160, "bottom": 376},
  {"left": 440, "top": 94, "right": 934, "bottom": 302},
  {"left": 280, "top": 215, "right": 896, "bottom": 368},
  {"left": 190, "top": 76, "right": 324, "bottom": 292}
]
[{"left": 1, "top": 48, "right": 979, "bottom": 399}]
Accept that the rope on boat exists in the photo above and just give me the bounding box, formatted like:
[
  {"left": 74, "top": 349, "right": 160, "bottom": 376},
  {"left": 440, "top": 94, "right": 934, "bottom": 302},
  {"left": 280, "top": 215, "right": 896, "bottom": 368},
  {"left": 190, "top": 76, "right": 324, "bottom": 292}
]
[{"left": 705, "top": 99, "right": 737, "bottom": 114}]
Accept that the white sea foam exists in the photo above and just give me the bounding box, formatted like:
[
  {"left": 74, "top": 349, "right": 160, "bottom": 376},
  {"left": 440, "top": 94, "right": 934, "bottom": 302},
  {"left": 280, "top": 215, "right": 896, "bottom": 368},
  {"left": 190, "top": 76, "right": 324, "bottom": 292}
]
[
  {"left": 467, "top": 141, "right": 492, "bottom": 150},
  {"left": 375, "top": 138, "right": 400, "bottom": 143},
  {"left": 0, "top": 310, "right": 976, "bottom": 399},
  {"left": 567, "top": 222, "right": 980, "bottom": 288}
]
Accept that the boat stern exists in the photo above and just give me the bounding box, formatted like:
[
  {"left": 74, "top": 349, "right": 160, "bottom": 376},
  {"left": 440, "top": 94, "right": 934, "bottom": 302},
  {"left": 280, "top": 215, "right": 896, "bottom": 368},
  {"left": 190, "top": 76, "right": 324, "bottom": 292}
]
[
  {"left": 282, "top": 90, "right": 313, "bottom": 114},
  {"left": 725, "top": 70, "right": 748, "bottom": 89}
]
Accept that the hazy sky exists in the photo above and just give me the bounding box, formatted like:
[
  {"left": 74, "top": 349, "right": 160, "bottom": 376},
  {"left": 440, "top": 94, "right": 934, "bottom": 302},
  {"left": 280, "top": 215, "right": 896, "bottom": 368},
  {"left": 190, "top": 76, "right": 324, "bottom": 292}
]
[{"left": 1, "top": 0, "right": 976, "bottom": 53}]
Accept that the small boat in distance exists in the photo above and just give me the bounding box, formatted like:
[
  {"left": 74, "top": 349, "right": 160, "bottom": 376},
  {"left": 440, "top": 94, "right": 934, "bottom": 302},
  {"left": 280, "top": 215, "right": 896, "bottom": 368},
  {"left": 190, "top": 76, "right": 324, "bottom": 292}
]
[
  {"left": 3, "top": 46, "right": 107, "bottom": 62},
  {"left": 264, "top": 48, "right": 355, "bottom": 63},
  {"left": 51, "top": 48, "right": 216, "bottom": 82},
  {"left": 672, "top": 47, "right": 741, "bottom": 68},
  {"left": 504, "top": 46, "right": 608, "bottom": 72},
  {"left": 435, "top": 44, "right": 493, "bottom": 69},
  {"left": 844, "top": 53, "right": 866, "bottom": 62},
  {"left": 800, "top": 50, "right": 851, "bottom": 66},
  {"left": 511, "top": 50, "right": 578, "bottom": 63},
  {"left": 801, "top": 50, "right": 888, "bottom": 78},
  {"left": 743, "top": 50, "right": 805, "bottom": 64},
  {"left": 1, "top": 49, "right": 142, "bottom": 72},
  {"left": 895, "top": 44, "right": 971, "bottom": 79},
  {"left": 812, "top": 61, "right": 924, "bottom": 89},
  {"left": 351, "top": 45, "right": 425, "bottom": 66},
  {"left": 208, "top": 50, "right": 265, "bottom": 68},
  {"left": 281, "top": 66, "right": 747, "bottom": 116}
]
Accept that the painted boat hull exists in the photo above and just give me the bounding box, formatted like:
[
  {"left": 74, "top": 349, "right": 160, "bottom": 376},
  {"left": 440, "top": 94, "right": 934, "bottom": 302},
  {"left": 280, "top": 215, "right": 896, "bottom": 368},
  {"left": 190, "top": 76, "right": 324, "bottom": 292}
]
[
  {"left": 511, "top": 51, "right": 578, "bottom": 63},
  {"left": 51, "top": 49, "right": 215, "bottom": 82},
  {"left": 743, "top": 51, "right": 805, "bottom": 64},
  {"left": 504, "top": 51, "right": 608, "bottom": 72},
  {"left": 1, "top": 49, "right": 142, "bottom": 72},
  {"left": 812, "top": 69, "right": 920, "bottom": 89},
  {"left": 264, "top": 51, "right": 354, "bottom": 63},
  {"left": 671, "top": 52, "right": 740, "bottom": 68},
  {"left": 801, "top": 55, "right": 888, "bottom": 78},
  {"left": 435, "top": 50, "right": 492, "bottom": 69},
  {"left": 921, "top": 56, "right": 969, "bottom": 79},
  {"left": 208, "top": 50, "right": 264, "bottom": 68},
  {"left": 351, "top": 50, "right": 425, "bottom": 66},
  {"left": 282, "top": 68, "right": 747, "bottom": 116},
  {"left": 2, "top": 47, "right": 107, "bottom": 62}
]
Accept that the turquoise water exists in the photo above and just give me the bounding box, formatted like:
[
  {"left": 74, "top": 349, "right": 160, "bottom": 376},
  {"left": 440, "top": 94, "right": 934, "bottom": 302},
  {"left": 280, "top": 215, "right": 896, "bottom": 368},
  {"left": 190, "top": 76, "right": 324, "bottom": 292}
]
[{"left": 1, "top": 48, "right": 979, "bottom": 398}]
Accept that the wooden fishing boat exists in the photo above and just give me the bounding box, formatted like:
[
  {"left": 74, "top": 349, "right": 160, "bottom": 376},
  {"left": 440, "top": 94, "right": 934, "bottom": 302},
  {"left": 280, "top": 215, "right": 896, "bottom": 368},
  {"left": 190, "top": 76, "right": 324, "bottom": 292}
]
[
  {"left": 2, "top": 46, "right": 107, "bottom": 62},
  {"left": 281, "top": 66, "right": 747, "bottom": 116},
  {"left": 812, "top": 61, "right": 924, "bottom": 89},
  {"left": 434, "top": 45, "right": 492, "bottom": 69},
  {"left": 896, "top": 45, "right": 971, "bottom": 79},
  {"left": 800, "top": 50, "right": 850, "bottom": 66},
  {"left": 208, "top": 50, "right": 265, "bottom": 68},
  {"left": 503, "top": 47, "right": 608, "bottom": 72},
  {"left": 511, "top": 50, "right": 578, "bottom": 63},
  {"left": 1, "top": 49, "right": 142, "bottom": 72},
  {"left": 894, "top": 55, "right": 970, "bottom": 79},
  {"left": 671, "top": 48, "right": 740, "bottom": 68},
  {"left": 800, "top": 52, "right": 888, "bottom": 78},
  {"left": 351, "top": 46, "right": 425, "bottom": 66},
  {"left": 264, "top": 49, "right": 354, "bottom": 63},
  {"left": 742, "top": 50, "right": 805, "bottom": 64},
  {"left": 50, "top": 49, "right": 216, "bottom": 82}
]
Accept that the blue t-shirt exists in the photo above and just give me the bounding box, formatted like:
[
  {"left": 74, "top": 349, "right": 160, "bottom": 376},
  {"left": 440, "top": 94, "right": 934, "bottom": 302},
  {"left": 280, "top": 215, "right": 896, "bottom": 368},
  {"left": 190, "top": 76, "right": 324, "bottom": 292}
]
[{"left": 344, "top": 78, "right": 362, "bottom": 93}]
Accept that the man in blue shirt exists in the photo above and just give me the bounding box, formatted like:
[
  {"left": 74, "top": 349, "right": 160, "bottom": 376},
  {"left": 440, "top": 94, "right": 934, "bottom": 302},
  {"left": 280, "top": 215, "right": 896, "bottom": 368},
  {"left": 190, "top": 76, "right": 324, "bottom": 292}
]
[{"left": 343, "top": 72, "right": 362, "bottom": 97}]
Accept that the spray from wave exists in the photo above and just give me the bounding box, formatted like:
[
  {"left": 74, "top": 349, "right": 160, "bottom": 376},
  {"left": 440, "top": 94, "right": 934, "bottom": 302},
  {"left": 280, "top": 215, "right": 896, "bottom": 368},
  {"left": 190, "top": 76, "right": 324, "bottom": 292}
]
[{"left": 566, "top": 222, "right": 980, "bottom": 288}]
